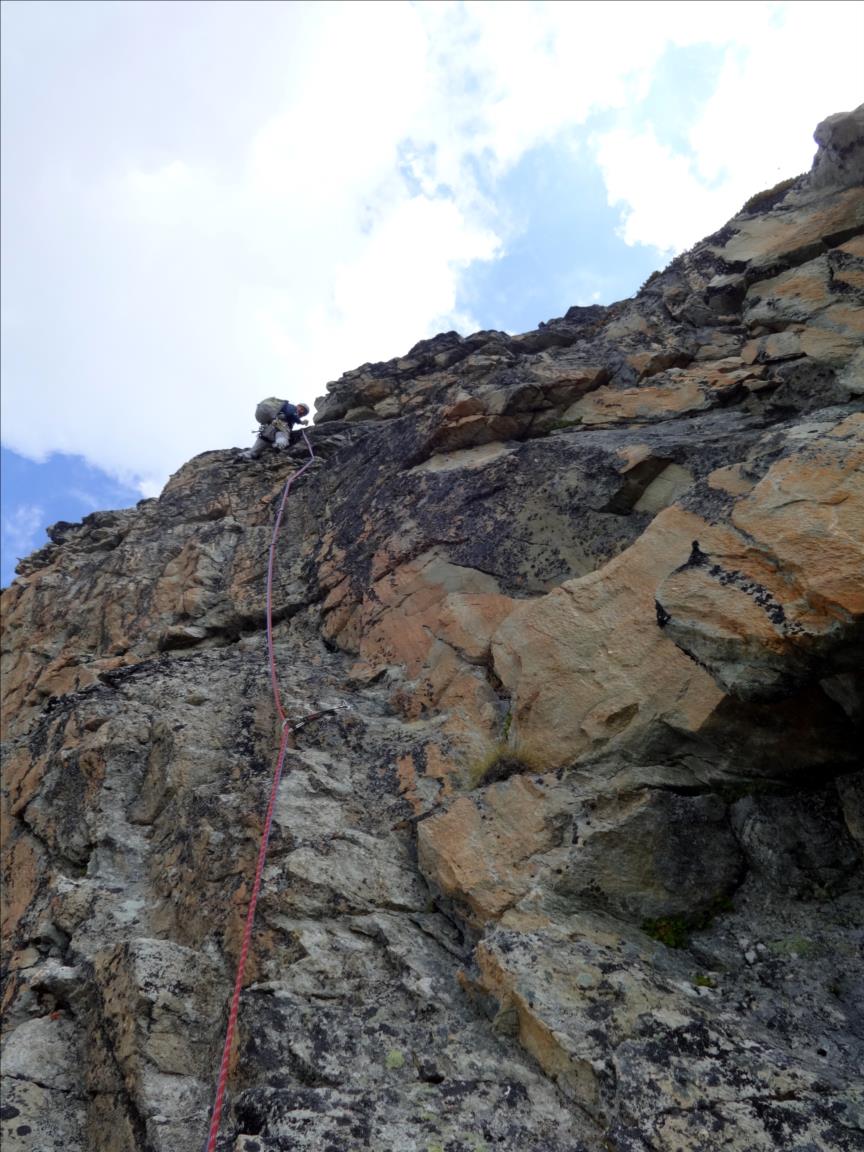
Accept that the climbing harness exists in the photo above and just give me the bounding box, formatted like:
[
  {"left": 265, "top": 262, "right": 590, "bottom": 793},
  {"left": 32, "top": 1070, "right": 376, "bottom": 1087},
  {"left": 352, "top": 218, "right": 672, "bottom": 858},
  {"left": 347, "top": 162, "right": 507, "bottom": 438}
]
[{"left": 203, "top": 430, "right": 317, "bottom": 1152}]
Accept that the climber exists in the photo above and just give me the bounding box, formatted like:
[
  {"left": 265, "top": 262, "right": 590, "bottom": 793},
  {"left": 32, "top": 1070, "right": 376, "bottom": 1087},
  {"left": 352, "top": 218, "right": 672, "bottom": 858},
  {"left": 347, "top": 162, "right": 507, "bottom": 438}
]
[{"left": 246, "top": 400, "right": 310, "bottom": 459}]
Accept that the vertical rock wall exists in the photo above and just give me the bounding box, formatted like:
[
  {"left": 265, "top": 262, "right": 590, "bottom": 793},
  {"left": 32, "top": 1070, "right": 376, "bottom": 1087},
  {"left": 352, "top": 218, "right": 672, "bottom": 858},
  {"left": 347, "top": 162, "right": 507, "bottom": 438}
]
[{"left": 2, "top": 106, "right": 863, "bottom": 1152}]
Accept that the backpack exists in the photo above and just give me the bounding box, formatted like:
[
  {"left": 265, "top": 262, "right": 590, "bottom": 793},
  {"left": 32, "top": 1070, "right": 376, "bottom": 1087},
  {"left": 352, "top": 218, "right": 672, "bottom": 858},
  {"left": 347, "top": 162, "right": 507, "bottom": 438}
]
[{"left": 255, "top": 397, "right": 285, "bottom": 424}]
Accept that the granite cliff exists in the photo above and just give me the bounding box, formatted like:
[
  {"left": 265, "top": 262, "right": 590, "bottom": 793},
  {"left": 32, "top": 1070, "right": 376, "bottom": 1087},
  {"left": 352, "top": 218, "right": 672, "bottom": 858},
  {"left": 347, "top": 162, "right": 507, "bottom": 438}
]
[{"left": 2, "top": 106, "right": 863, "bottom": 1152}]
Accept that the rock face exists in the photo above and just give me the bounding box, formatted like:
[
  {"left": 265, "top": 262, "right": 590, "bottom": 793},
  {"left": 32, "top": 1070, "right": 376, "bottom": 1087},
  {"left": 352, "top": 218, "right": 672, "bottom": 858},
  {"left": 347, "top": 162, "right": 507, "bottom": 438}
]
[{"left": 2, "top": 106, "right": 863, "bottom": 1152}]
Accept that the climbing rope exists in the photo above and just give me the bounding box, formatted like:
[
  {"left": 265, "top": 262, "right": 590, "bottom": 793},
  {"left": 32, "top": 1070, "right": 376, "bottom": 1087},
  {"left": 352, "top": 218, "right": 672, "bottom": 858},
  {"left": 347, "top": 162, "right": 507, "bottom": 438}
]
[{"left": 204, "top": 430, "right": 317, "bottom": 1152}]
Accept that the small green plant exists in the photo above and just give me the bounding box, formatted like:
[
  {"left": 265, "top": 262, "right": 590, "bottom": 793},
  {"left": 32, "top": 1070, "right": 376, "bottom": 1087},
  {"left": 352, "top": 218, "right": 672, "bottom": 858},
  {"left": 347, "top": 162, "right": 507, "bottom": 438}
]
[
  {"left": 643, "top": 894, "right": 736, "bottom": 950},
  {"left": 385, "top": 1048, "right": 405, "bottom": 1070},
  {"left": 693, "top": 973, "right": 717, "bottom": 989},
  {"left": 643, "top": 916, "right": 691, "bottom": 949},
  {"left": 501, "top": 709, "right": 512, "bottom": 742}
]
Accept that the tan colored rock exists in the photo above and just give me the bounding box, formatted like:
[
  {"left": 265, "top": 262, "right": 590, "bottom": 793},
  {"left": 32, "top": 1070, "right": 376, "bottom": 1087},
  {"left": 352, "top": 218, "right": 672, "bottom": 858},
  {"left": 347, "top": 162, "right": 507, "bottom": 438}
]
[
  {"left": 838, "top": 233, "right": 864, "bottom": 259},
  {"left": 741, "top": 244, "right": 864, "bottom": 370},
  {"left": 694, "top": 332, "right": 743, "bottom": 360},
  {"left": 323, "top": 549, "right": 514, "bottom": 765},
  {"left": 525, "top": 359, "right": 608, "bottom": 400},
  {"left": 797, "top": 324, "right": 863, "bottom": 365},
  {"left": 745, "top": 255, "right": 835, "bottom": 327},
  {"left": 418, "top": 775, "right": 561, "bottom": 924},
  {"left": 626, "top": 348, "right": 691, "bottom": 379},
  {"left": 732, "top": 414, "right": 864, "bottom": 618},
  {"left": 632, "top": 463, "right": 694, "bottom": 513},
  {"left": 564, "top": 363, "right": 755, "bottom": 426},
  {"left": 712, "top": 186, "right": 864, "bottom": 269},
  {"left": 409, "top": 441, "right": 516, "bottom": 475},
  {"left": 658, "top": 415, "right": 864, "bottom": 697},
  {"left": 565, "top": 377, "right": 704, "bottom": 424},
  {"left": 428, "top": 411, "right": 524, "bottom": 452},
  {"left": 0, "top": 829, "right": 44, "bottom": 942},
  {"left": 348, "top": 550, "right": 510, "bottom": 674},
  {"left": 741, "top": 330, "right": 802, "bottom": 363},
  {"left": 810, "top": 301, "right": 864, "bottom": 337},
  {"left": 834, "top": 260, "right": 864, "bottom": 293},
  {"left": 658, "top": 563, "right": 793, "bottom": 694},
  {"left": 708, "top": 463, "right": 756, "bottom": 496},
  {"left": 494, "top": 407, "right": 863, "bottom": 766},
  {"left": 604, "top": 308, "right": 651, "bottom": 340},
  {"left": 615, "top": 443, "right": 653, "bottom": 471},
  {"left": 491, "top": 506, "right": 727, "bottom": 769}
]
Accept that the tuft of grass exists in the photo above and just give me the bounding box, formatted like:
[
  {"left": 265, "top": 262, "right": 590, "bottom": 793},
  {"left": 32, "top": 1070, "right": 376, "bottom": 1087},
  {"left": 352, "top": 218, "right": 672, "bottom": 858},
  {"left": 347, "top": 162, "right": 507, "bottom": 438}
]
[
  {"left": 693, "top": 973, "right": 717, "bottom": 989},
  {"left": 385, "top": 1048, "right": 405, "bottom": 1070},
  {"left": 639, "top": 269, "right": 662, "bottom": 292},
  {"left": 465, "top": 742, "right": 540, "bottom": 790},
  {"left": 740, "top": 174, "right": 801, "bottom": 215}
]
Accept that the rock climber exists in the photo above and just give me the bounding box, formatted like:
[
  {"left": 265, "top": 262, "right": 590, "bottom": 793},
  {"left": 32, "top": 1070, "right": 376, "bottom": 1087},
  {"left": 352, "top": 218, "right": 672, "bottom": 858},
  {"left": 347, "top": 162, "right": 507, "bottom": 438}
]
[{"left": 246, "top": 400, "right": 310, "bottom": 459}]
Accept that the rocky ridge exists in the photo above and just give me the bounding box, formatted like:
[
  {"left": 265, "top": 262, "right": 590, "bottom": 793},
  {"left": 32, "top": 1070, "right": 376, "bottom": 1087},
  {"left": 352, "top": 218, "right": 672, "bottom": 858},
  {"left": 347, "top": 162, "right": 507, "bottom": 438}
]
[{"left": 2, "top": 106, "right": 863, "bottom": 1152}]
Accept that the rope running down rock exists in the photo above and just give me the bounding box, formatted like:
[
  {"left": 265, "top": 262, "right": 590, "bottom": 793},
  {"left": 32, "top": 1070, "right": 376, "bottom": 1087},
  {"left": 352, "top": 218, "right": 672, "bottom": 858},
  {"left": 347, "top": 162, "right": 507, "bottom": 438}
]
[{"left": 204, "top": 429, "right": 317, "bottom": 1152}]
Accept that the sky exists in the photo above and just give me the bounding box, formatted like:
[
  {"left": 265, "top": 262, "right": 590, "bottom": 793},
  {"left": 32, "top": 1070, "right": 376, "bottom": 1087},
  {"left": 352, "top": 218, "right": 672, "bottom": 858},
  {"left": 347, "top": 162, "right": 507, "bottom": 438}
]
[{"left": 2, "top": 0, "right": 862, "bottom": 586}]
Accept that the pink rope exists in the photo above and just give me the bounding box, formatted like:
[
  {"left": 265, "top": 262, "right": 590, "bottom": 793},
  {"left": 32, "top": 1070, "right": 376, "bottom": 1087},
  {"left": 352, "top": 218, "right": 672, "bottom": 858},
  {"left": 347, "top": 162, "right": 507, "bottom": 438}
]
[
  {"left": 204, "top": 429, "right": 316, "bottom": 1152},
  {"left": 203, "top": 724, "right": 291, "bottom": 1151},
  {"left": 266, "top": 431, "right": 317, "bottom": 721}
]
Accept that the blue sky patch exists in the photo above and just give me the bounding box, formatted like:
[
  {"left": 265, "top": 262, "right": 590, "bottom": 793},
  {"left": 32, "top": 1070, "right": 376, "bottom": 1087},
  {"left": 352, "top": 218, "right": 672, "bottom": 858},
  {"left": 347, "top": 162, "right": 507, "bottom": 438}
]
[
  {"left": 456, "top": 134, "right": 661, "bottom": 333},
  {"left": 1, "top": 448, "right": 141, "bottom": 587}
]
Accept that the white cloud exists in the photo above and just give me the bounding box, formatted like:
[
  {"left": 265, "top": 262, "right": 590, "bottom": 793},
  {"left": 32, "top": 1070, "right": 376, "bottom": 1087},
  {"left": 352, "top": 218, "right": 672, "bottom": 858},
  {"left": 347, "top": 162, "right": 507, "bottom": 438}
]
[
  {"left": 2, "top": 0, "right": 859, "bottom": 496},
  {"left": 66, "top": 487, "right": 104, "bottom": 511},
  {"left": 594, "top": 127, "right": 730, "bottom": 254},
  {"left": 2, "top": 503, "right": 45, "bottom": 563},
  {"left": 593, "top": 1, "right": 864, "bottom": 255}
]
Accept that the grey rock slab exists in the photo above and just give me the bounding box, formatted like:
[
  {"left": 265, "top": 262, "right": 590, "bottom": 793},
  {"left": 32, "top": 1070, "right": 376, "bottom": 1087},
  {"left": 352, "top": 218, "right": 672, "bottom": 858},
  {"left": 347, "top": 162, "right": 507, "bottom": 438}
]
[
  {"left": 555, "top": 789, "right": 744, "bottom": 921},
  {"left": 283, "top": 832, "right": 429, "bottom": 913},
  {"left": 230, "top": 1081, "right": 594, "bottom": 1152},
  {"left": 0, "top": 1077, "right": 87, "bottom": 1152},
  {"left": 1, "top": 1015, "right": 82, "bottom": 1093},
  {"left": 731, "top": 786, "right": 861, "bottom": 897}
]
